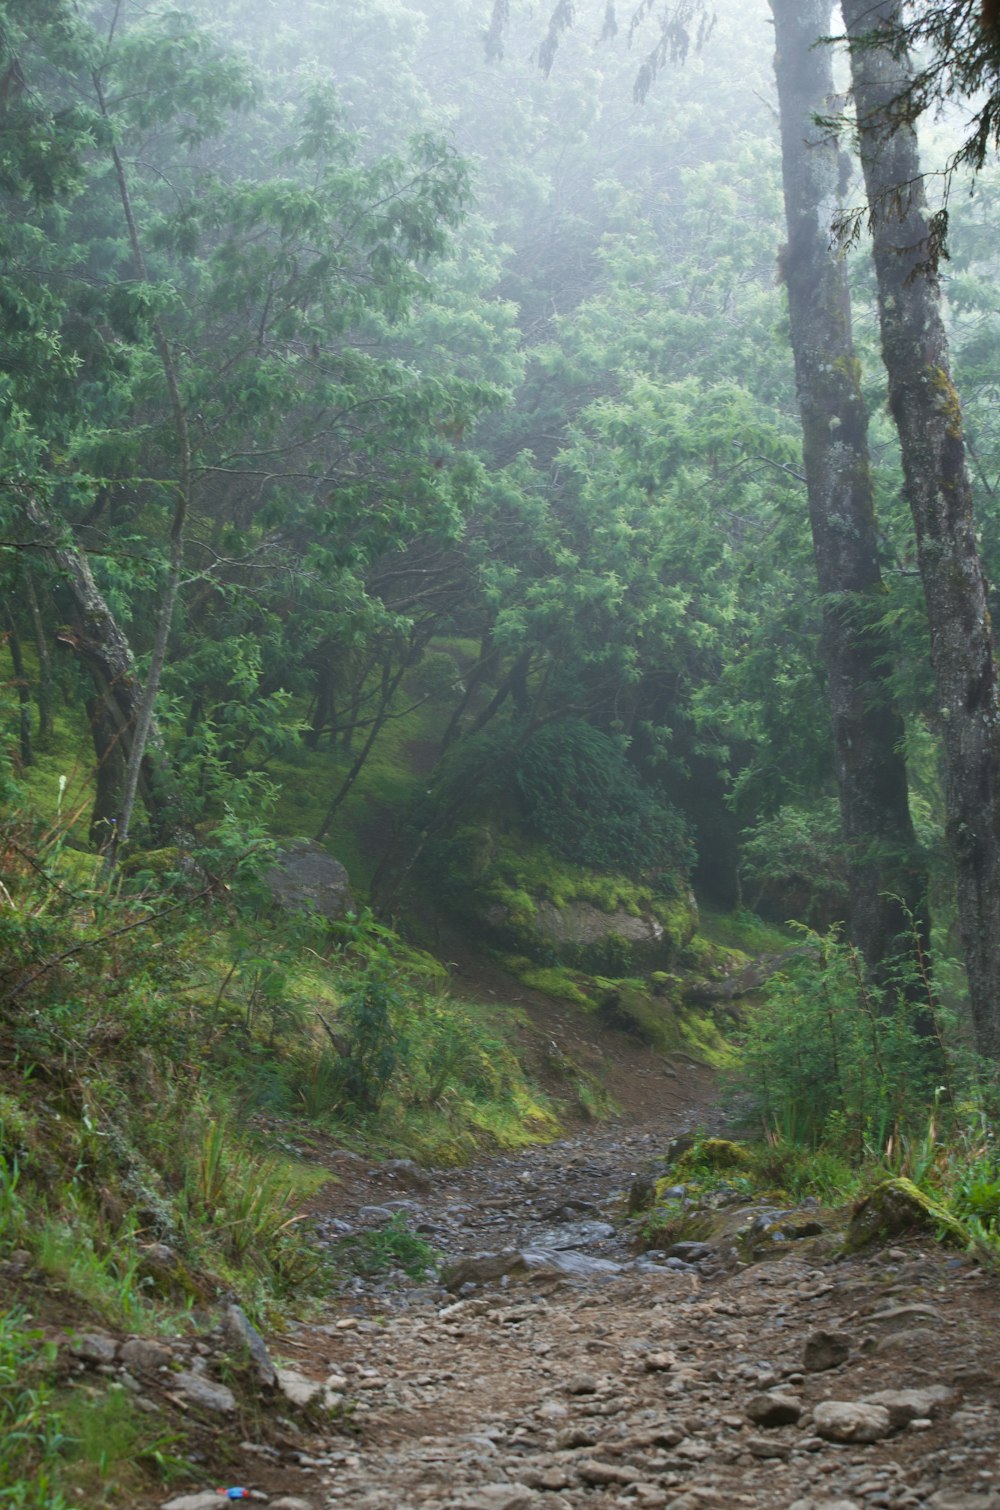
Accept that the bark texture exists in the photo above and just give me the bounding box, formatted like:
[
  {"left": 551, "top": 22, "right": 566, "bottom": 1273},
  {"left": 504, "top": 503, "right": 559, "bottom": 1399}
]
[
  {"left": 771, "top": 0, "right": 927, "bottom": 979},
  {"left": 844, "top": 0, "right": 1000, "bottom": 1060},
  {"left": 22, "top": 492, "right": 177, "bottom": 843}
]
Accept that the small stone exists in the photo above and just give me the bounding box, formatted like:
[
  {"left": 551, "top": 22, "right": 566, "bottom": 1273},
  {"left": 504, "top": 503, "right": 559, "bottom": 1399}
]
[
  {"left": 862, "top": 1385, "right": 958, "bottom": 1428},
  {"left": 464, "top": 1488, "right": 539, "bottom": 1508},
  {"left": 120, "top": 1338, "right": 173, "bottom": 1373},
  {"left": 674, "top": 1438, "right": 714, "bottom": 1461},
  {"left": 746, "top": 1391, "right": 803, "bottom": 1427},
  {"left": 556, "top": 1426, "right": 598, "bottom": 1449},
  {"left": 276, "top": 1367, "right": 326, "bottom": 1407},
  {"left": 173, "top": 1371, "right": 236, "bottom": 1414},
  {"left": 813, "top": 1400, "right": 892, "bottom": 1443},
  {"left": 643, "top": 1352, "right": 675, "bottom": 1372},
  {"left": 577, "top": 1460, "right": 641, "bottom": 1486},
  {"left": 746, "top": 1433, "right": 791, "bottom": 1459},
  {"left": 564, "top": 1372, "right": 599, "bottom": 1395},
  {"left": 70, "top": 1332, "right": 118, "bottom": 1365},
  {"left": 803, "top": 1330, "right": 851, "bottom": 1372}
]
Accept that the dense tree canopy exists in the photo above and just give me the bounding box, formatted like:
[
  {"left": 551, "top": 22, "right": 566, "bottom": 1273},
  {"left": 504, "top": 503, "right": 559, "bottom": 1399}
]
[{"left": 4, "top": 0, "right": 1000, "bottom": 1057}]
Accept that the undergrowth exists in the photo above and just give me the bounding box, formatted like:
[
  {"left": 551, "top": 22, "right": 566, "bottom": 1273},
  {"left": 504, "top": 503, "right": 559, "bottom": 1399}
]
[
  {"left": 721, "top": 922, "right": 1000, "bottom": 1261},
  {"left": 0, "top": 769, "right": 560, "bottom": 1503}
]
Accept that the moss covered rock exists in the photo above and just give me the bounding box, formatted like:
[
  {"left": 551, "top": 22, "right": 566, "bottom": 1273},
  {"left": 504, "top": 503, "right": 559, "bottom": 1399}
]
[
  {"left": 845, "top": 1178, "right": 967, "bottom": 1253},
  {"left": 444, "top": 836, "right": 697, "bottom": 972},
  {"left": 675, "top": 1138, "right": 754, "bottom": 1175}
]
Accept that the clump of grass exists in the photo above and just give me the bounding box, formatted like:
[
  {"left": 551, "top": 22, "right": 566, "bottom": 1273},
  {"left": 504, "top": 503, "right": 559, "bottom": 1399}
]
[
  {"left": 332, "top": 1213, "right": 439, "bottom": 1281},
  {"left": 0, "top": 1308, "right": 72, "bottom": 1510}
]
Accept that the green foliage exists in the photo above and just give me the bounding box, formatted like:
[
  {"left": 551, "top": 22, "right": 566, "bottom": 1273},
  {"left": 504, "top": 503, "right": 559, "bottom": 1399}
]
[
  {"left": 327, "top": 972, "right": 403, "bottom": 1117},
  {"left": 0, "top": 1309, "right": 72, "bottom": 1510},
  {"left": 739, "top": 800, "right": 850, "bottom": 925},
  {"left": 735, "top": 924, "right": 957, "bottom": 1155},
  {"left": 332, "top": 1213, "right": 438, "bottom": 1281},
  {"left": 512, "top": 720, "right": 691, "bottom": 879}
]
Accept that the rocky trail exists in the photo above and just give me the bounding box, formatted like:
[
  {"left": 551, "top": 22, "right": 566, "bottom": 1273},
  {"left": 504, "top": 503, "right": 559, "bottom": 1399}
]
[{"left": 138, "top": 1034, "right": 1000, "bottom": 1510}]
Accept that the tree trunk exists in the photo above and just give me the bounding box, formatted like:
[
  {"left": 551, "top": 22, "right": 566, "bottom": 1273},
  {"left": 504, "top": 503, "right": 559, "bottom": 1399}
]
[
  {"left": 87, "top": 693, "right": 126, "bottom": 850},
  {"left": 24, "top": 568, "right": 54, "bottom": 741},
  {"left": 770, "top": 0, "right": 927, "bottom": 981},
  {"left": 22, "top": 491, "right": 178, "bottom": 842},
  {"left": 843, "top": 0, "right": 1000, "bottom": 1061},
  {"left": 5, "top": 609, "right": 33, "bottom": 768}
]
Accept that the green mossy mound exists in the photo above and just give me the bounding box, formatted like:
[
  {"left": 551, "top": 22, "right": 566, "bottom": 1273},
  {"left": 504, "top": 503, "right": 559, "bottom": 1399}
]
[
  {"left": 675, "top": 1137, "right": 754, "bottom": 1174},
  {"left": 436, "top": 831, "right": 697, "bottom": 974},
  {"left": 845, "top": 1177, "right": 968, "bottom": 1253}
]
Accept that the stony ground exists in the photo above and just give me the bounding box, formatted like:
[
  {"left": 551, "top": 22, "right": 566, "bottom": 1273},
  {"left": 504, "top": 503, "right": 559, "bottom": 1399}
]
[
  {"left": 256, "top": 1107, "right": 1000, "bottom": 1510},
  {"left": 52, "top": 1002, "right": 1000, "bottom": 1510}
]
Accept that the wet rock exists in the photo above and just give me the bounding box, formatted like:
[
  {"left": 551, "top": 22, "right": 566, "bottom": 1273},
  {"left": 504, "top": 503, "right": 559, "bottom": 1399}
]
[
  {"left": 527, "top": 1220, "right": 614, "bottom": 1250},
  {"left": 120, "top": 1338, "right": 173, "bottom": 1372},
  {"left": 845, "top": 1178, "right": 967, "bottom": 1252},
  {"left": 173, "top": 1371, "right": 236, "bottom": 1414},
  {"left": 746, "top": 1391, "right": 803, "bottom": 1427},
  {"left": 813, "top": 1399, "right": 892, "bottom": 1443},
  {"left": 381, "top": 1158, "right": 433, "bottom": 1192},
  {"left": 223, "top": 1302, "right": 277, "bottom": 1387},
  {"left": 667, "top": 1241, "right": 714, "bottom": 1262},
  {"left": 862, "top": 1385, "right": 959, "bottom": 1428},
  {"left": 803, "top": 1329, "right": 852, "bottom": 1371},
  {"left": 69, "top": 1331, "right": 118, "bottom": 1365},
  {"left": 266, "top": 839, "right": 354, "bottom": 920},
  {"left": 746, "top": 1433, "right": 791, "bottom": 1459}
]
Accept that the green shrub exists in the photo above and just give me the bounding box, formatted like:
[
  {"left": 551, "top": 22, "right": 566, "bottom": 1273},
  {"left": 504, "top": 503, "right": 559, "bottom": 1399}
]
[
  {"left": 512, "top": 720, "right": 691, "bottom": 879},
  {"left": 734, "top": 924, "right": 952, "bottom": 1154}
]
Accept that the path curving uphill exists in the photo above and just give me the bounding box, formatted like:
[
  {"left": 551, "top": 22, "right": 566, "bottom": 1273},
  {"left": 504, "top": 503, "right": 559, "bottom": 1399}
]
[{"left": 265, "top": 1061, "right": 1000, "bottom": 1510}]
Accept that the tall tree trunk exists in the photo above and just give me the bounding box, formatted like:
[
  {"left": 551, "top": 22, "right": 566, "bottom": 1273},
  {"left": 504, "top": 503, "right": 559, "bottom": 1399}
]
[
  {"left": 87, "top": 693, "right": 126, "bottom": 850},
  {"left": 843, "top": 0, "right": 1000, "bottom": 1062},
  {"left": 93, "top": 72, "right": 193, "bottom": 870},
  {"left": 22, "top": 491, "right": 178, "bottom": 842},
  {"left": 770, "top": 0, "right": 927, "bottom": 981},
  {"left": 5, "top": 609, "right": 33, "bottom": 768},
  {"left": 24, "top": 568, "right": 54, "bottom": 741}
]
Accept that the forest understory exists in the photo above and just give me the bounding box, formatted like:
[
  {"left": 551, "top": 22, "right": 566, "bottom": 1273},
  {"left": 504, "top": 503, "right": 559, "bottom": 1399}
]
[{"left": 6, "top": 0, "right": 1000, "bottom": 1504}]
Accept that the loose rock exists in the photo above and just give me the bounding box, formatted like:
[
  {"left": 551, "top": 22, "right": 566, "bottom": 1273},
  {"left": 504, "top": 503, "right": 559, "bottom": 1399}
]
[{"left": 813, "top": 1400, "right": 893, "bottom": 1443}]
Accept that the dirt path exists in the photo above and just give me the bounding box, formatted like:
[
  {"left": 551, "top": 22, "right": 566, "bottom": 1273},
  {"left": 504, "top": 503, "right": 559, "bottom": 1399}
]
[{"left": 257, "top": 1046, "right": 1000, "bottom": 1510}]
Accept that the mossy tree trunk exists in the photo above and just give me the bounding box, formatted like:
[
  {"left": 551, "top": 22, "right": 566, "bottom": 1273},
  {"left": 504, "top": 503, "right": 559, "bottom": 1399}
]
[
  {"left": 843, "top": 0, "right": 1000, "bottom": 1061},
  {"left": 771, "top": 0, "right": 927, "bottom": 982}
]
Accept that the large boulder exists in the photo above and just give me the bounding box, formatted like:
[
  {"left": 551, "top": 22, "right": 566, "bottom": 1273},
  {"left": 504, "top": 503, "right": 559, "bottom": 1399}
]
[
  {"left": 448, "top": 836, "right": 697, "bottom": 973},
  {"left": 844, "top": 1177, "right": 967, "bottom": 1254},
  {"left": 266, "top": 840, "right": 355, "bottom": 920}
]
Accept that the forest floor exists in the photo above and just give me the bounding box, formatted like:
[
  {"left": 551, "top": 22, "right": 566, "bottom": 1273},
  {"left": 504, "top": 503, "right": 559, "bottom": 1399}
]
[{"left": 25, "top": 959, "right": 1000, "bottom": 1510}]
